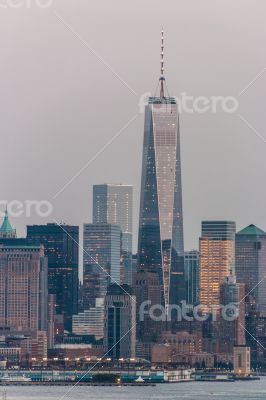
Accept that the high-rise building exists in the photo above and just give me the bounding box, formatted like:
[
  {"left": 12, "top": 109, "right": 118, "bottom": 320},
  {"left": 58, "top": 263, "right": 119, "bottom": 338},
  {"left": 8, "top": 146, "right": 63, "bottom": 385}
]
[
  {"left": 93, "top": 184, "right": 133, "bottom": 285},
  {"left": 135, "top": 270, "right": 162, "bottom": 341},
  {"left": 27, "top": 223, "right": 79, "bottom": 332},
  {"left": 199, "top": 221, "right": 236, "bottom": 313},
  {"left": 47, "top": 294, "right": 56, "bottom": 349},
  {"left": 104, "top": 284, "right": 136, "bottom": 359},
  {"left": 235, "top": 224, "right": 266, "bottom": 316},
  {"left": 245, "top": 312, "right": 266, "bottom": 364},
  {"left": 72, "top": 298, "right": 104, "bottom": 340},
  {"left": 137, "top": 30, "right": 185, "bottom": 316},
  {"left": 0, "top": 245, "right": 46, "bottom": 332},
  {"left": 213, "top": 275, "right": 246, "bottom": 354},
  {"left": 184, "top": 250, "right": 199, "bottom": 306},
  {"left": 83, "top": 224, "right": 121, "bottom": 310}
]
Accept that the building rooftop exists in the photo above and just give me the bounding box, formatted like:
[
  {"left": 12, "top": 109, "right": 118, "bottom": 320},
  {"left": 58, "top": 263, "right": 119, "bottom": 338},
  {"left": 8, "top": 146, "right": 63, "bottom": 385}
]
[
  {"left": 237, "top": 224, "right": 266, "bottom": 236},
  {"left": 0, "top": 209, "right": 16, "bottom": 238}
]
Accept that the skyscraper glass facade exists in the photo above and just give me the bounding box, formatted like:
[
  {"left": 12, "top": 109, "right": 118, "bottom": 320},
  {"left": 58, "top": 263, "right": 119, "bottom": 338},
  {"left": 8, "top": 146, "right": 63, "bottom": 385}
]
[
  {"left": 235, "top": 224, "right": 266, "bottom": 316},
  {"left": 184, "top": 250, "right": 199, "bottom": 306},
  {"left": 138, "top": 96, "right": 185, "bottom": 310},
  {"left": 83, "top": 224, "right": 121, "bottom": 309},
  {"left": 27, "top": 223, "right": 79, "bottom": 332},
  {"left": 199, "top": 221, "right": 236, "bottom": 313},
  {"left": 93, "top": 184, "right": 133, "bottom": 285}
]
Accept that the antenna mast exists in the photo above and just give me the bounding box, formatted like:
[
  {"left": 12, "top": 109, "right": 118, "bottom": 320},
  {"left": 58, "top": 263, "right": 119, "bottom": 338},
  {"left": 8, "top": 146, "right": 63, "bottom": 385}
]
[{"left": 160, "top": 28, "right": 165, "bottom": 98}]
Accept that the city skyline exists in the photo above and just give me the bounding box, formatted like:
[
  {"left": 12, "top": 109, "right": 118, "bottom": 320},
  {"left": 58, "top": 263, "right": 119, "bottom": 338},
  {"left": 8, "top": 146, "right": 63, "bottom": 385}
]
[
  {"left": 0, "top": 1, "right": 265, "bottom": 395},
  {"left": 1, "top": 1, "right": 265, "bottom": 254}
]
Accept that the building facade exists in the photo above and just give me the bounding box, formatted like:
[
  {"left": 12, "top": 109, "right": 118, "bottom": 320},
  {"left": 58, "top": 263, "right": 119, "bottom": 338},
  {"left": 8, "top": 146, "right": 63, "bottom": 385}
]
[
  {"left": 93, "top": 184, "right": 133, "bottom": 285},
  {"left": 199, "top": 221, "right": 236, "bottom": 313},
  {"left": 0, "top": 245, "right": 46, "bottom": 331},
  {"left": 135, "top": 269, "right": 162, "bottom": 341},
  {"left": 235, "top": 224, "right": 266, "bottom": 316},
  {"left": 137, "top": 31, "right": 185, "bottom": 316},
  {"left": 184, "top": 250, "right": 199, "bottom": 306},
  {"left": 72, "top": 298, "right": 104, "bottom": 340},
  {"left": 27, "top": 223, "right": 79, "bottom": 332},
  {"left": 104, "top": 284, "right": 136, "bottom": 359},
  {"left": 83, "top": 224, "right": 121, "bottom": 310},
  {"left": 233, "top": 346, "right": 251, "bottom": 376}
]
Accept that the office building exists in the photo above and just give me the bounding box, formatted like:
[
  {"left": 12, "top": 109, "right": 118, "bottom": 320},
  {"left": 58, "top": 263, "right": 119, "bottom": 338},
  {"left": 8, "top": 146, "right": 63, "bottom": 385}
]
[
  {"left": 137, "top": 30, "right": 185, "bottom": 317},
  {"left": 135, "top": 270, "right": 162, "bottom": 341},
  {"left": 104, "top": 284, "right": 136, "bottom": 359},
  {"left": 245, "top": 312, "right": 266, "bottom": 364},
  {"left": 83, "top": 224, "right": 121, "bottom": 310},
  {"left": 0, "top": 245, "right": 46, "bottom": 331},
  {"left": 235, "top": 224, "right": 266, "bottom": 316},
  {"left": 93, "top": 184, "right": 133, "bottom": 285},
  {"left": 72, "top": 298, "right": 104, "bottom": 340},
  {"left": 27, "top": 223, "right": 79, "bottom": 331},
  {"left": 184, "top": 250, "right": 199, "bottom": 306},
  {"left": 209, "top": 275, "right": 246, "bottom": 354},
  {"left": 199, "top": 221, "right": 236, "bottom": 313}
]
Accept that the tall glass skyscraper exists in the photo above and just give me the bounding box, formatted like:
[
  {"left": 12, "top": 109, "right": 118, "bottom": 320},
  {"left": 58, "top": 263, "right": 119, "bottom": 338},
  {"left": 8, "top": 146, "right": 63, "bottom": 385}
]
[
  {"left": 199, "top": 221, "right": 236, "bottom": 313},
  {"left": 27, "top": 223, "right": 79, "bottom": 332},
  {"left": 93, "top": 184, "right": 133, "bottom": 285},
  {"left": 235, "top": 224, "right": 266, "bottom": 316},
  {"left": 83, "top": 224, "right": 121, "bottom": 310},
  {"left": 184, "top": 250, "right": 199, "bottom": 306},
  {"left": 137, "top": 31, "right": 185, "bottom": 312}
]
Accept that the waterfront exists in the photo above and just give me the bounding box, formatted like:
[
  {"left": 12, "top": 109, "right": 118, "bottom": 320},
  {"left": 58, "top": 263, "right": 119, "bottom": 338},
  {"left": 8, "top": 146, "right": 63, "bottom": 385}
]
[{"left": 1, "top": 377, "right": 266, "bottom": 399}]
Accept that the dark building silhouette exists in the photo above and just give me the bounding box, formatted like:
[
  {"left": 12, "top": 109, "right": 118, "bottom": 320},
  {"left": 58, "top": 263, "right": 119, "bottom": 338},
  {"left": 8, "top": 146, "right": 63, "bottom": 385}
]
[
  {"left": 27, "top": 223, "right": 79, "bottom": 332},
  {"left": 104, "top": 284, "right": 136, "bottom": 359},
  {"left": 135, "top": 270, "right": 162, "bottom": 342},
  {"left": 184, "top": 250, "right": 199, "bottom": 306}
]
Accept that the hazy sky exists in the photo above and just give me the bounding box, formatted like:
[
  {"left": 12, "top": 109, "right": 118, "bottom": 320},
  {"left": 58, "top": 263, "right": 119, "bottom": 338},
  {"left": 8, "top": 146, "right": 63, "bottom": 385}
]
[{"left": 0, "top": 0, "right": 265, "bottom": 254}]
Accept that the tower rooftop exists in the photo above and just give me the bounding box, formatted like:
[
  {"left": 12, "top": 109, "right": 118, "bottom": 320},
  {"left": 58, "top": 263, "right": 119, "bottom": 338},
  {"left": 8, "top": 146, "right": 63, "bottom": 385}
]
[
  {"left": 0, "top": 209, "right": 16, "bottom": 238},
  {"left": 237, "top": 224, "right": 266, "bottom": 236}
]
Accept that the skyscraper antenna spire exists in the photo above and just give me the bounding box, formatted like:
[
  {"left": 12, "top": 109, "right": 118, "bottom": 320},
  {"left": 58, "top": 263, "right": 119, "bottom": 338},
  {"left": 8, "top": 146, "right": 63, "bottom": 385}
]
[{"left": 160, "top": 28, "right": 165, "bottom": 98}]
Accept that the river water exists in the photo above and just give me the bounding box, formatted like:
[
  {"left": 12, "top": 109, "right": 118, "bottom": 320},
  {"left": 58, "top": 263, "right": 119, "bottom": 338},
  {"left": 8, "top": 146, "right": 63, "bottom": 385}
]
[{"left": 1, "top": 378, "right": 265, "bottom": 399}]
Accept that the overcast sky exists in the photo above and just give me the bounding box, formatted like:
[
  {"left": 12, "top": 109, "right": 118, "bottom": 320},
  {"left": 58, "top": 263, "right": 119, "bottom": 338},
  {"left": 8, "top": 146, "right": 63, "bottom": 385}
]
[{"left": 0, "top": 0, "right": 265, "bottom": 254}]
